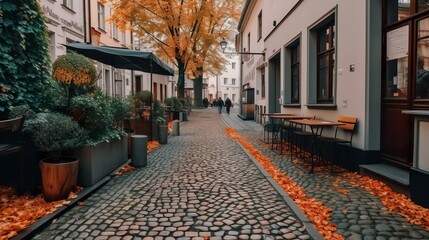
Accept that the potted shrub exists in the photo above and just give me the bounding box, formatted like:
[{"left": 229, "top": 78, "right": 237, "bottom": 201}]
[
  {"left": 165, "top": 97, "right": 183, "bottom": 120},
  {"left": 69, "top": 93, "right": 127, "bottom": 187},
  {"left": 127, "top": 91, "right": 160, "bottom": 140},
  {"left": 153, "top": 100, "right": 168, "bottom": 144},
  {"left": 52, "top": 52, "right": 97, "bottom": 106},
  {"left": 23, "top": 112, "right": 88, "bottom": 201}
]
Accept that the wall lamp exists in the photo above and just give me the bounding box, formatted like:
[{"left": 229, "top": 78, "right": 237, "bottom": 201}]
[{"left": 220, "top": 38, "right": 265, "bottom": 56}]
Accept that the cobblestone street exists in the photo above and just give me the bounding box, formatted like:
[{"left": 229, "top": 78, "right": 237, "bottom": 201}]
[
  {"left": 31, "top": 108, "right": 429, "bottom": 239},
  {"left": 33, "top": 108, "right": 315, "bottom": 240}
]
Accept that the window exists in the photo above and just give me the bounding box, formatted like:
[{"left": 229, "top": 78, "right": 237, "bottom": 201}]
[
  {"left": 261, "top": 71, "right": 266, "bottom": 98},
  {"left": 98, "top": 3, "right": 105, "bottom": 30},
  {"left": 122, "top": 32, "right": 126, "bottom": 44},
  {"left": 232, "top": 78, "right": 236, "bottom": 85},
  {"left": 317, "top": 23, "right": 335, "bottom": 103},
  {"left": 232, "top": 94, "right": 236, "bottom": 102},
  {"left": 284, "top": 37, "right": 301, "bottom": 105},
  {"left": 258, "top": 11, "right": 262, "bottom": 40},
  {"left": 291, "top": 42, "right": 300, "bottom": 103},
  {"left": 112, "top": 22, "right": 119, "bottom": 40},
  {"left": 416, "top": 18, "right": 429, "bottom": 99},
  {"left": 63, "top": 0, "right": 73, "bottom": 10},
  {"left": 247, "top": 32, "right": 251, "bottom": 52},
  {"left": 232, "top": 62, "right": 236, "bottom": 69},
  {"left": 224, "top": 78, "right": 228, "bottom": 85}
]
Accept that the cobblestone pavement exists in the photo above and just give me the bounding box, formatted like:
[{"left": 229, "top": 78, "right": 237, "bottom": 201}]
[
  {"left": 33, "top": 108, "right": 314, "bottom": 240},
  {"left": 221, "top": 111, "right": 429, "bottom": 240}
]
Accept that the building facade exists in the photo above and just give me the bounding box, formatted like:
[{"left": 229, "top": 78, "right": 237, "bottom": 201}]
[
  {"left": 238, "top": 0, "right": 429, "bottom": 206},
  {"left": 207, "top": 54, "right": 241, "bottom": 106},
  {"left": 41, "top": 0, "right": 172, "bottom": 102}
]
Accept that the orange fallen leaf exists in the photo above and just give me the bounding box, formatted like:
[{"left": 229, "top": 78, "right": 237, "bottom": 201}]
[{"left": 225, "top": 127, "right": 344, "bottom": 240}]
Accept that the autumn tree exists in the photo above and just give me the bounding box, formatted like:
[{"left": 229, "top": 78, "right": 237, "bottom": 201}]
[{"left": 103, "top": 0, "right": 243, "bottom": 101}]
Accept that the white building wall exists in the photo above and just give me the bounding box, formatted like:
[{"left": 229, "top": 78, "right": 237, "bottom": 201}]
[
  {"left": 40, "top": 0, "right": 85, "bottom": 61},
  {"left": 240, "top": 0, "right": 370, "bottom": 150},
  {"left": 208, "top": 54, "right": 241, "bottom": 106},
  {"left": 89, "top": 0, "right": 133, "bottom": 98}
]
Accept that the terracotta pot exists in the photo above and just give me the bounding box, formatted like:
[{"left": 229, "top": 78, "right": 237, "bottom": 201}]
[{"left": 40, "top": 157, "right": 79, "bottom": 202}]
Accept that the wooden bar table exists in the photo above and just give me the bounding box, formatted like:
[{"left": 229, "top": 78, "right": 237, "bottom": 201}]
[{"left": 288, "top": 119, "right": 345, "bottom": 173}]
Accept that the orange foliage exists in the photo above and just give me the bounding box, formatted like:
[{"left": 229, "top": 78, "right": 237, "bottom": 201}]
[
  {"left": 0, "top": 139, "right": 163, "bottom": 239},
  {"left": 115, "top": 164, "right": 136, "bottom": 176},
  {"left": 225, "top": 127, "right": 343, "bottom": 239},
  {"left": 342, "top": 172, "right": 429, "bottom": 230},
  {"left": 147, "top": 140, "right": 160, "bottom": 152},
  {"left": 0, "top": 187, "right": 73, "bottom": 240}
]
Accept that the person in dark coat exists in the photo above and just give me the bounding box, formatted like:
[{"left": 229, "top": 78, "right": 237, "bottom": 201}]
[
  {"left": 216, "top": 97, "right": 224, "bottom": 114},
  {"left": 224, "top": 97, "right": 232, "bottom": 115}
]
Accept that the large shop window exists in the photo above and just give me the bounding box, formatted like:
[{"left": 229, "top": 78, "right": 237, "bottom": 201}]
[
  {"left": 416, "top": 17, "right": 429, "bottom": 99},
  {"left": 385, "top": 25, "right": 409, "bottom": 98},
  {"left": 384, "top": 0, "right": 429, "bottom": 103}
]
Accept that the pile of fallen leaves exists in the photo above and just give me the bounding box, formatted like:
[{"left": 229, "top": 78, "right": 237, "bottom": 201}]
[
  {"left": 0, "top": 140, "right": 161, "bottom": 239},
  {"left": 0, "top": 187, "right": 77, "bottom": 240},
  {"left": 115, "top": 164, "right": 135, "bottom": 176},
  {"left": 228, "top": 127, "right": 429, "bottom": 236},
  {"left": 147, "top": 140, "right": 160, "bottom": 152},
  {"left": 342, "top": 172, "right": 429, "bottom": 231},
  {"left": 225, "top": 127, "right": 344, "bottom": 239}
]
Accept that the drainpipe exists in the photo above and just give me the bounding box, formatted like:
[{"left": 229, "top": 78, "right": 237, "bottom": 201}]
[
  {"left": 88, "top": 0, "right": 92, "bottom": 44},
  {"left": 83, "top": 0, "right": 87, "bottom": 43}
]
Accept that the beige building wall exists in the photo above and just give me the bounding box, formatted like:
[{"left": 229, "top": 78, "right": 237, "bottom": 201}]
[{"left": 238, "top": 0, "right": 377, "bottom": 151}]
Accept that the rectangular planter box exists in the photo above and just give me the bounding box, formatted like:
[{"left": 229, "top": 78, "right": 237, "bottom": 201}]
[{"left": 73, "top": 136, "right": 127, "bottom": 187}]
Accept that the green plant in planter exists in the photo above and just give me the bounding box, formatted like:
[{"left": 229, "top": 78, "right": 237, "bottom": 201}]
[
  {"left": 23, "top": 112, "right": 88, "bottom": 201},
  {"left": 152, "top": 100, "right": 166, "bottom": 124},
  {"left": 110, "top": 97, "right": 132, "bottom": 128},
  {"left": 165, "top": 97, "right": 183, "bottom": 112},
  {"left": 23, "top": 112, "right": 88, "bottom": 161},
  {"left": 135, "top": 90, "right": 152, "bottom": 107},
  {"left": 52, "top": 52, "right": 97, "bottom": 105},
  {"left": 69, "top": 94, "right": 124, "bottom": 145}
]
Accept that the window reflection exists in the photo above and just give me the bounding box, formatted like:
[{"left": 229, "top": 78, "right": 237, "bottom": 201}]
[
  {"left": 416, "top": 17, "right": 429, "bottom": 99},
  {"left": 418, "top": 0, "right": 429, "bottom": 12},
  {"left": 387, "top": 0, "right": 411, "bottom": 24},
  {"left": 386, "top": 57, "right": 408, "bottom": 98}
]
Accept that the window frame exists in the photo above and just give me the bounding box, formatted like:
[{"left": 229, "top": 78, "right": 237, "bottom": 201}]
[
  {"left": 316, "top": 23, "right": 335, "bottom": 103},
  {"left": 258, "top": 11, "right": 262, "bottom": 41},
  {"left": 63, "top": 0, "right": 73, "bottom": 10},
  {"left": 112, "top": 22, "right": 119, "bottom": 40},
  {"left": 283, "top": 35, "right": 301, "bottom": 106},
  {"left": 307, "top": 11, "right": 337, "bottom": 107},
  {"left": 98, "top": 3, "right": 106, "bottom": 31}
]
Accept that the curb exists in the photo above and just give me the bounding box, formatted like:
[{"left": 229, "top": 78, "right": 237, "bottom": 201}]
[
  {"left": 11, "top": 160, "right": 131, "bottom": 240},
  {"left": 222, "top": 117, "right": 324, "bottom": 240}
]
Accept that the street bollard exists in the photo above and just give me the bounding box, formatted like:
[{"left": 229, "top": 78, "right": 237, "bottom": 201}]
[
  {"left": 131, "top": 135, "right": 147, "bottom": 167},
  {"left": 158, "top": 125, "right": 168, "bottom": 144},
  {"left": 172, "top": 120, "right": 180, "bottom": 136}
]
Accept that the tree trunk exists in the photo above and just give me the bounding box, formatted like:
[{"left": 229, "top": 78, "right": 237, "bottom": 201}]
[
  {"left": 177, "top": 60, "right": 185, "bottom": 99},
  {"left": 193, "top": 74, "right": 203, "bottom": 107}
]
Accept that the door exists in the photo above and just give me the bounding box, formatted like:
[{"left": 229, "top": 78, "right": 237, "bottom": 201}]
[
  {"left": 268, "top": 53, "right": 281, "bottom": 113},
  {"left": 381, "top": 4, "right": 429, "bottom": 168}
]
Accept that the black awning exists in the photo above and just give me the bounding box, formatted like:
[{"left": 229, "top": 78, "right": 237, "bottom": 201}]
[{"left": 64, "top": 42, "right": 174, "bottom": 76}]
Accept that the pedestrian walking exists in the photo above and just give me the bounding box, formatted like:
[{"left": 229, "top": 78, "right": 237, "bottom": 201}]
[
  {"left": 216, "top": 97, "right": 224, "bottom": 114},
  {"left": 224, "top": 97, "right": 232, "bottom": 115}
]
